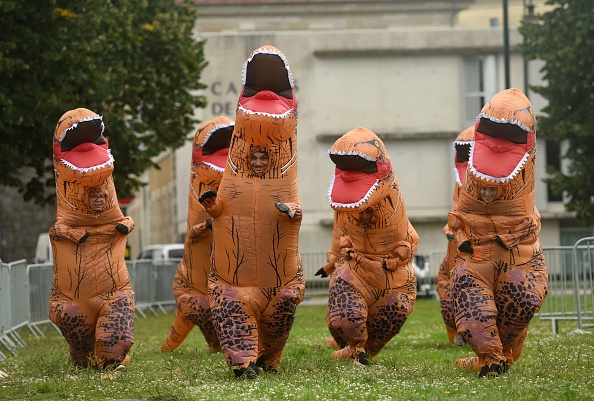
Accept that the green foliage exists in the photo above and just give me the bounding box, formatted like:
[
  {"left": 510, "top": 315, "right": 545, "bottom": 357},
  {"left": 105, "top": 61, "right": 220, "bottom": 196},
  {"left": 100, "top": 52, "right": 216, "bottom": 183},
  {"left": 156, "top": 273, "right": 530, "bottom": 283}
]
[
  {"left": 519, "top": 0, "right": 594, "bottom": 225},
  {"left": 0, "top": 0, "right": 207, "bottom": 205},
  {"left": 0, "top": 300, "right": 593, "bottom": 401}
]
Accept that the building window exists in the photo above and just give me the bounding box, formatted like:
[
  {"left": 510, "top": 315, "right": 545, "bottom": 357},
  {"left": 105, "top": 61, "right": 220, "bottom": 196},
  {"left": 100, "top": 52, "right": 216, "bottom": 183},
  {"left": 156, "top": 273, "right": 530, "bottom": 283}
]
[{"left": 462, "top": 55, "right": 498, "bottom": 129}]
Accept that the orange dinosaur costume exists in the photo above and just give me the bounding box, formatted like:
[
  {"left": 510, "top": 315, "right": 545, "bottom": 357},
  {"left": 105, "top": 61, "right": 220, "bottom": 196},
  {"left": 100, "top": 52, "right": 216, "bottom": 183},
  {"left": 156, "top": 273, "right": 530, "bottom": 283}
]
[
  {"left": 317, "top": 128, "right": 418, "bottom": 365},
  {"left": 48, "top": 108, "right": 135, "bottom": 368},
  {"left": 448, "top": 88, "right": 548, "bottom": 377},
  {"left": 199, "top": 45, "right": 305, "bottom": 379},
  {"left": 437, "top": 126, "right": 474, "bottom": 345},
  {"left": 161, "top": 116, "right": 234, "bottom": 353}
]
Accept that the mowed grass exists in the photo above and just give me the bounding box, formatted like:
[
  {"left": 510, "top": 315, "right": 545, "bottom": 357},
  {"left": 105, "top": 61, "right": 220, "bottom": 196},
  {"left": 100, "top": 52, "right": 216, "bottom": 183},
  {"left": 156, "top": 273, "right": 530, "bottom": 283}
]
[{"left": 0, "top": 298, "right": 592, "bottom": 401}]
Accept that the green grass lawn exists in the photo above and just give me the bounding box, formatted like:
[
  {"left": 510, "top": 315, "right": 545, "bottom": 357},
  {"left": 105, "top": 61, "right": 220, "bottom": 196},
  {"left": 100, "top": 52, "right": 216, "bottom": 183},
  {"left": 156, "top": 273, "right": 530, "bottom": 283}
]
[{"left": 0, "top": 298, "right": 592, "bottom": 401}]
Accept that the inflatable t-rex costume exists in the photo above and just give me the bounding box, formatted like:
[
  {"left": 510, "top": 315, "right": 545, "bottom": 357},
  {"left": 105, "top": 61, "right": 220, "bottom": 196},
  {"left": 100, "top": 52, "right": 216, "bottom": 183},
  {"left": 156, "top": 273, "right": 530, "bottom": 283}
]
[
  {"left": 317, "top": 128, "right": 419, "bottom": 365},
  {"left": 437, "top": 126, "right": 474, "bottom": 345},
  {"left": 49, "top": 108, "right": 135, "bottom": 369},
  {"left": 448, "top": 88, "right": 548, "bottom": 377},
  {"left": 199, "top": 45, "right": 305, "bottom": 379},
  {"left": 161, "top": 116, "right": 234, "bottom": 353}
]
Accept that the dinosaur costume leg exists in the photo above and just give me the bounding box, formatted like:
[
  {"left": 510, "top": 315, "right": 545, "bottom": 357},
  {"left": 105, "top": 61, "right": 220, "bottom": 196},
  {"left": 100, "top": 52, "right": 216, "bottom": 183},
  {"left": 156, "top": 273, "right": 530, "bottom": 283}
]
[
  {"left": 452, "top": 258, "right": 504, "bottom": 368},
  {"left": 366, "top": 288, "right": 415, "bottom": 358},
  {"left": 456, "top": 327, "right": 527, "bottom": 371},
  {"left": 209, "top": 282, "right": 259, "bottom": 369},
  {"left": 495, "top": 250, "right": 548, "bottom": 362},
  {"left": 94, "top": 289, "right": 135, "bottom": 367},
  {"left": 327, "top": 276, "right": 368, "bottom": 352},
  {"left": 50, "top": 301, "right": 98, "bottom": 367},
  {"left": 257, "top": 284, "right": 303, "bottom": 370}
]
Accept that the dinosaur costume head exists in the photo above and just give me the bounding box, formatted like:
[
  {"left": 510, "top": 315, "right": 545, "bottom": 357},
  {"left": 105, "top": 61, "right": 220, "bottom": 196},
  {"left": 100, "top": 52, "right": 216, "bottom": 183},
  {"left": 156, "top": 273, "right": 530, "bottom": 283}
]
[
  {"left": 229, "top": 45, "right": 298, "bottom": 178},
  {"left": 53, "top": 108, "right": 120, "bottom": 220},
  {"left": 465, "top": 88, "right": 537, "bottom": 201},
  {"left": 53, "top": 108, "right": 112, "bottom": 175},
  {"left": 453, "top": 126, "right": 474, "bottom": 186},
  {"left": 328, "top": 127, "right": 395, "bottom": 212},
  {"left": 192, "top": 116, "right": 234, "bottom": 184}
]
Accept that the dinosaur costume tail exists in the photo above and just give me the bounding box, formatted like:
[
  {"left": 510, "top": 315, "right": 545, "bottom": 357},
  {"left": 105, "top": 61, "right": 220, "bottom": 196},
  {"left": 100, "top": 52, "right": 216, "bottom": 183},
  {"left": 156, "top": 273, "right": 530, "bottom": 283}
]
[{"left": 161, "top": 310, "right": 196, "bottom": 352}]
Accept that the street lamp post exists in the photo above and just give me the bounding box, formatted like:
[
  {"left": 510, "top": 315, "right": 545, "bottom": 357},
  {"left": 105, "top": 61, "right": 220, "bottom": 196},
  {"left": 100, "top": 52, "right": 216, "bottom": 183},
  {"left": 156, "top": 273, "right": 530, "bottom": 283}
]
[{"left": 503, "top": 0, "right": 510, "bottom": 89}]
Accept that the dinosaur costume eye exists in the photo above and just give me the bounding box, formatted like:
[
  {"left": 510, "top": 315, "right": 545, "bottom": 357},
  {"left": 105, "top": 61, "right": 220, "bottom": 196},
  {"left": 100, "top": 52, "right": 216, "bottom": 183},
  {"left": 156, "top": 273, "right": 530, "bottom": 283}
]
[{"left": 330, "top": 154, "right": 378, "bottom": 173}]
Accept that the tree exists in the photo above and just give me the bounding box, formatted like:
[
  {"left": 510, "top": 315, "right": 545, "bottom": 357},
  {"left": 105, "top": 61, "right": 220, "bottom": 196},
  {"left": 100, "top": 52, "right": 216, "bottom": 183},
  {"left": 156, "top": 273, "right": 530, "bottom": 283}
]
[
  {"left": 519, "top": 0, "right": 594, "bottom": 225},
  {"left": 0, "top": 0, "right": 208, "bottom": 205}
]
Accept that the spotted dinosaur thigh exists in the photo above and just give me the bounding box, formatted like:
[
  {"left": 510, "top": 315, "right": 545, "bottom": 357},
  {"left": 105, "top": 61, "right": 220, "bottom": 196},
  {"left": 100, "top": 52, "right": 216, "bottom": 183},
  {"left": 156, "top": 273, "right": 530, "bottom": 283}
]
[
  {"left": 366, "top": 290, "right": 414, "bottom": 347},
  {"left": 494, "top": 265, "right": 548, "bottom": 345},
  {"left": 175, "top": 291, "right": 212, "bottom": 327},
  {"left": 257, "top": 287, "right": 302, "bottom": 371},
  {"left": 49, "top": 300, "right": 97, "bottom": 356},
  {"left": 327, "top": 276, "right": 367, "bottom": 346},
  {"left": 95, "top": 290, "right": 135, "bottom": 359},
  {"left": 208, "top": 283, "right": 258, "bottom": 365}
]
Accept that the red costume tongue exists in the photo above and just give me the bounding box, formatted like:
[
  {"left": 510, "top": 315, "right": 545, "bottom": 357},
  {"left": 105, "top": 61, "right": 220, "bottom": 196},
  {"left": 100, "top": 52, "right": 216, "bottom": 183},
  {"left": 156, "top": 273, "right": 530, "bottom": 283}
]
[
  {"left": 203, "top": 147, "right": 229, "bottom": 168},
  {"left": 330, "top": 169, "right": 378, "bottom": 205},
  {"left": 59, "top": 142, "right": 110, "bottom": 169},
  {"left": 240, "top": 90, "right": 294, "bottom": 114},
  {"left": 472, "top": 132, "right": 528, "bottom": 179}
]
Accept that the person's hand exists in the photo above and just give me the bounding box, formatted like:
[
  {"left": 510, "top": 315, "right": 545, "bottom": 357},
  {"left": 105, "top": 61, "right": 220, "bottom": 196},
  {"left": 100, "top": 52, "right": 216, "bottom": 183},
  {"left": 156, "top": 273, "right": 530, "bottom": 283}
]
[
  {"left": 314, "top": 268, "right": 328, "bottom": 278},
  {"left": 116, "top": 224, "right": 129, "bottom": 234},
  {"left": 495, "top": 236, "right": 508, "bottom": 250},
  {"left": 458, "top": 241, "right": 472, "bottom": 253}
]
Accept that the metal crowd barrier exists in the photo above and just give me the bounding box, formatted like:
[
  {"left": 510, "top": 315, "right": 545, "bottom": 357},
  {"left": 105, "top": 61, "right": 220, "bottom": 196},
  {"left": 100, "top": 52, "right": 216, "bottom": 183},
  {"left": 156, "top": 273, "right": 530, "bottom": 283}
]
[
  {"left": 301, "top": 251, "right": 330, "bottom": 296},
  {"left": 0, "top": 259, "right": 40, "bottom": 359},
  {"left": 535, "top": 243, "right": 594, "bottom": 334},
  {"left": 573, "top": 237, "right": 594, "bottom": 333},
  {"left": 128, "top": 259, "right": 179, "bottom": 317}
]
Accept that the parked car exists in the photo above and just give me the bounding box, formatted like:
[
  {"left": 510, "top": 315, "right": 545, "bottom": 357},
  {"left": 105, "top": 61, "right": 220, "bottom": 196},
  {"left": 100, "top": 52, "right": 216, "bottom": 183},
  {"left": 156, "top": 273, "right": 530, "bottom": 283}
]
[{"left": 136, "top": 243, "right": 184, "bottom": 261}]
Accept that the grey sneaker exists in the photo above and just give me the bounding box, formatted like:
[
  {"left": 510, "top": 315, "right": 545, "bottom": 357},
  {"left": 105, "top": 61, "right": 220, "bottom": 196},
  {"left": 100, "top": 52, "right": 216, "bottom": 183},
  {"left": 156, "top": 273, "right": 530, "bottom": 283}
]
[{"left": 454, "top": 333, "right": 466, "bottom": 346}]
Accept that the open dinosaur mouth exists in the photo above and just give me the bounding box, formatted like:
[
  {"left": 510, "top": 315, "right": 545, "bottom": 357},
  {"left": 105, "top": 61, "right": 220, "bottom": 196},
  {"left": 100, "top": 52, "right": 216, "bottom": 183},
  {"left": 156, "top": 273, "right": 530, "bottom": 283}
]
[
  {"left": 327, "top": 153, "right": 390, "bottom": 208},
  {"left": 202, "top": 148, "right": 229, "bottom": 172},
  {"left": 238, "top": 51, "right": 296, "bottom": 116},
  {"left": 196, "top": 124, "right": 233, "bottom": 171},
  {"left": 470, "top": 129, "right": 531, "bottom": 183},
  {"left": 55, "top": 119, "right": 112, "bottom": 171}
]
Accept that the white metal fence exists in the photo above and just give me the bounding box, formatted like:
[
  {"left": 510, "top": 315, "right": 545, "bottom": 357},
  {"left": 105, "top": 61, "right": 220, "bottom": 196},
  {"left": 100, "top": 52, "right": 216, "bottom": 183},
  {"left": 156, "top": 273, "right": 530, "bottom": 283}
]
[{"left": 2, "top": 241, "right": 592, "bottom": 359}]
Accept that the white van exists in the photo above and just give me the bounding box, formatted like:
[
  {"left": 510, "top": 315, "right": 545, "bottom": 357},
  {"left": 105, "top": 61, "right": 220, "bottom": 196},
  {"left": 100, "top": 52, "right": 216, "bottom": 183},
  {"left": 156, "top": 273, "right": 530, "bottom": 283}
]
[
  {"left": 34, "top": 233, "right": 53, "bottom": 264},
  {"left": 136, "top": 243, "right": 184, "bottom": 261}
]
